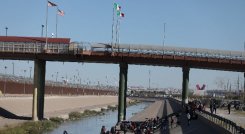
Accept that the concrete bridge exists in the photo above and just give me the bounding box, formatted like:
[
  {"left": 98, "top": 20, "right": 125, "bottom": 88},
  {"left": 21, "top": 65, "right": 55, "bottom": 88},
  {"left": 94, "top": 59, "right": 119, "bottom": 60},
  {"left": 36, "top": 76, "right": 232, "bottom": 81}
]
[{"left": 0, "top": 36, "right": 245, "bottom": 122}]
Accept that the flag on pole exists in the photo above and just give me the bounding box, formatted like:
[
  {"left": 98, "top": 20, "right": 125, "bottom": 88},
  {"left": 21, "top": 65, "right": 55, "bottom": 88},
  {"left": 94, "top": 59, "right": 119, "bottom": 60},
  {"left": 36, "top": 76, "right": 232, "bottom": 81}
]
[
  {"left": 57, "top": 9, "right": 65, "bottom": 16},
  {"left": 117, "top": 11, "right": 125, "bottom": 17},
  {"left": 114, "top": 3, "right": 121, "bottom": 11},
  {"left": 120, "top": 12, "right": 124, "bottom": 17},
  {"left": 48, "top": 1, "right": 57, "bottom": 7}
]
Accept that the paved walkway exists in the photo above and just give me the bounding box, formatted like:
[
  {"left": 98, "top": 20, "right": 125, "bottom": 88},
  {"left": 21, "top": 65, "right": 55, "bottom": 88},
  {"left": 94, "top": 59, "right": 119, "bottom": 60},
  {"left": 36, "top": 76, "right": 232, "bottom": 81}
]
[
  {"left": 128, "top": 98, "right": 231, "bottom": 134},
  {"left": 157, "top": 99, "right": 230, "bottom": 134}
]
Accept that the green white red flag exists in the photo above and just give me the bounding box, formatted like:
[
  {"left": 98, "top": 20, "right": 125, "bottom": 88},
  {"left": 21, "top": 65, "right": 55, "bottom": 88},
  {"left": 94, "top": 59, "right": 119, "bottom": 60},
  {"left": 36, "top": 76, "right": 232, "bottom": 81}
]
[
  {"left": 117, "top": 11, "right": 124, "bottom": 17},
  {"left": 114, "top": 3, "right": 121, "bottom": 11}
]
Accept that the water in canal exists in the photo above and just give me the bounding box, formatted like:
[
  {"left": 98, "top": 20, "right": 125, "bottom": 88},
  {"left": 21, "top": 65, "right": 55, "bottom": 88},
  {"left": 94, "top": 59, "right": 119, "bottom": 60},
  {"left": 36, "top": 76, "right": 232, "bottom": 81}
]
[{"left": 48, "top": 102, "right": 151, "bottom": 134}]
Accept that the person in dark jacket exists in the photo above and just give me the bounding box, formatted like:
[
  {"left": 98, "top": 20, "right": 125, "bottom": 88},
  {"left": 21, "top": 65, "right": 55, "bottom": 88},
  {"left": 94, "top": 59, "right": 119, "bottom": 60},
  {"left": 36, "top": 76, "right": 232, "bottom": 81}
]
[{"left": 228, "top": 103, "right": 231, "bottom": 114}]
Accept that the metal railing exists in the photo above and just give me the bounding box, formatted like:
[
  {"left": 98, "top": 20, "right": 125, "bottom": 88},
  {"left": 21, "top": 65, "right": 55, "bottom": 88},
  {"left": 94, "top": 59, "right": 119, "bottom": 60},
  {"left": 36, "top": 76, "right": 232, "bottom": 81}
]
[
  {"left": 0, "top": 42, "right": 69, "bottom": 54},
  {"left": 172, "top": 98, "right": 245, "bottom": 134},
  {"left": 1, "top": 41, "right": 245, "bottom": 62}
]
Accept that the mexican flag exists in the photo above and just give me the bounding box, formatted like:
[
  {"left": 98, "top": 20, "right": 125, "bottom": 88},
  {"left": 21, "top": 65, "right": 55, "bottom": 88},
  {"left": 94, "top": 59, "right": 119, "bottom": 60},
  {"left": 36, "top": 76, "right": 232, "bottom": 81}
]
[
  {"left": 114, "top": 3, "right": 121, "bottom": 11},
  {"left": 117, "top": 11, "right": 125, "bottom": 17}
]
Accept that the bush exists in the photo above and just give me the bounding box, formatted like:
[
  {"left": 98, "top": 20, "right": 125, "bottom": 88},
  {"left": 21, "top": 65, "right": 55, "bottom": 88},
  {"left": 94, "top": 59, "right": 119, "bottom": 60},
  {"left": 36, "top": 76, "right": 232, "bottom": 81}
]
[
  {"left": 49, "top": 117, "right": 65, "bottom": 124},
  {"left": 69, "top": 112, "right": 82, "bottom": 120},
  {"left": 0, "top": 120, "right": 57, "bottom": 134}
]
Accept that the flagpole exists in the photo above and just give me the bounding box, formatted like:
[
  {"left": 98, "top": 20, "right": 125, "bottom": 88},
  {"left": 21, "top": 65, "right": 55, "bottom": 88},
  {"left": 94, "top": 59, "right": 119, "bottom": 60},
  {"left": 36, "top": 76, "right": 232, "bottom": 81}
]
[
  {"left": 115, "top": 17, "right": 119, "bottom": 51},
  {"left": 56, "top": 7, "right": 58, "bottom": 38},
  {"left": 111, "top": 5, "right": 115, "bottom": 47},
  {"left": 118, "top": 18, "right": 121, "bottom": 44},
  {"left": 45, "top": 0, "right": 49, "bottom": 51}
]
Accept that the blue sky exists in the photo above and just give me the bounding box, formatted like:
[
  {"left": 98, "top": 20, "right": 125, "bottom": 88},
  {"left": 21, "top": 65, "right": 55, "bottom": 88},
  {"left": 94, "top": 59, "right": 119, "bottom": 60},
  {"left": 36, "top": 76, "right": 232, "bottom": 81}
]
[{"left": 0, "top": 0, "right": 245, "bottom": 91}]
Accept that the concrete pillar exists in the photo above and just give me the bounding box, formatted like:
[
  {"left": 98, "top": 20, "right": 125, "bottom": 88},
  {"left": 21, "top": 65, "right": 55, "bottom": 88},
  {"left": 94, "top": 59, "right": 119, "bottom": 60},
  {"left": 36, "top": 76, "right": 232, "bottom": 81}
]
[
  {"left": 32, "top": 88, "right": 38, "bottom": 121},
  {"left": 182, "top": 67, "right": 190, "bottom": 106},
  {"left": 123, "top": 64, "right": 128, "bottom": 120},
  {"left": 118, "top": 62, "right": 128, "bottom": 122},
  {"left": 244, "top": 73, "right": 245, "bottom": 103},
  {"left": 33, "top": 59, "right": 46, "bottom": 120}
]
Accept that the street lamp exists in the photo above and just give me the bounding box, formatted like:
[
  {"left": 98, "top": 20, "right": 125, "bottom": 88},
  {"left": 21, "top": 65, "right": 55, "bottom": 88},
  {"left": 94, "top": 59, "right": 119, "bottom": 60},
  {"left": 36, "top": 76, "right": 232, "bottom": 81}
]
[
  {"left": 148, "top": 70, "right": 151, "bottom": 90},
  {"left": 5, "top": 27, "right": 8, "bottom": 36},
  {"left": 41, "top": 25, "right": 44, "bottom": 37},
  {"left": 24, "top": 70, "right": 26, "bottom": 94},
  {"left": 4, "top": 66, "right": 7, "bottom": 96},
  {"left": 29, "top": 67, "right": 32, "bottom": 79},
  {"left": 56, "top": 72, "right": 58, "bottom": 86},
  {"left": 12, "top": 62, "right": 14, "bottom": 76},
  {"left": 162, "top": 22, "right": 166, "bottom": 55}
]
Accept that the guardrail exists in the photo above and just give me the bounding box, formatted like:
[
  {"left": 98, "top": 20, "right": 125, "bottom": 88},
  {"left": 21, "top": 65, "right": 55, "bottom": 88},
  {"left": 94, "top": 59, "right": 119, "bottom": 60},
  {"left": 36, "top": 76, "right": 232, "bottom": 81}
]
[{"left": 172, "top": 98, "right": 245, "bottom": 134}]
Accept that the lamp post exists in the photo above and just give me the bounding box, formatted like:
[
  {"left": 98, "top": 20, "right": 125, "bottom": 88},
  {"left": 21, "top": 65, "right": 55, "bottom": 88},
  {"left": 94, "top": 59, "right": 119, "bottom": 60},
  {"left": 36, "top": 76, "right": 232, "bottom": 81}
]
[
  {"left": 24, "top": 70, "right": 26, "bottom": 94},
  {"left": 12, "top": 62, "right": 14, "bottom": 76},
  {"left": 148, "top": 70, "right": 151, "bottom": 90},
  {"left": 5, "top": 27, "right": 8, "bottom": 36},
  {"left": 41, "top": 25, "right": 44, "bottom": 37},
  {"left": 4, "top": 66, "right": 7, "bottom": 96},
  {"left": 29, "top": 67, "right": 32, "bottom": 79},
  {"left": 56, "top": 72, "right": 58, "bottom": 86},
  {"left": 162, "top": 22, "right": 166, "bottom": 55}
]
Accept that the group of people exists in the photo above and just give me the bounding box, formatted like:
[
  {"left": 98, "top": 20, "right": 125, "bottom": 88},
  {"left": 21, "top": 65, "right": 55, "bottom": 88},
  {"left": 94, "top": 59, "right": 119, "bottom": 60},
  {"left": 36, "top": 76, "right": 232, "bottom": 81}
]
[
  {"left": 120, "top": 117, "right": 161, "bottom": 133},
  {"left": 100, "top": 126, "right": 116, "bottom": 134},
  {"left": 101, "top": 115, "right": 172, "bottom": 134}
]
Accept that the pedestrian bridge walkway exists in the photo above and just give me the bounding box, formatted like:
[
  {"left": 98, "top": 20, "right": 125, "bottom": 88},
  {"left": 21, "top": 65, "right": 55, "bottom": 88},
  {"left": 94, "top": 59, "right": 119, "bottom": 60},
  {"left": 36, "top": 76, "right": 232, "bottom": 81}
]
[{"left": 117, "top": 98, "right": 233, "bottom": 134}]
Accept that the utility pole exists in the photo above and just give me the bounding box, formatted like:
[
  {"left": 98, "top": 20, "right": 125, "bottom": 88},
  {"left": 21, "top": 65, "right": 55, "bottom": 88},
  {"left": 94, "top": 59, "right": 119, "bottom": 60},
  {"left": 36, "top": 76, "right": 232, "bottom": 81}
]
[
  {"left": 24, "top": 70, "right": 26, "bottom": 94},
  {"left": 41, "top": 25, "right": 44, "bottom": 37},
  {"left": 4, "top": 66, "right": 7, "bottom": 96},
  {"left": 148, "top": 70, "right": 151, "bottom": 90},
  {"left": 5, "top": 27, "right": 8, "bottom": 36},
  {"left": 12, "top": 62, "right": 14, "bottom": 76},
  {"left": 162, "top": 23, "right": 166, "bottom": 55},
  {"left": 29, "top": 67, "right": 32, "bottom": 79}
]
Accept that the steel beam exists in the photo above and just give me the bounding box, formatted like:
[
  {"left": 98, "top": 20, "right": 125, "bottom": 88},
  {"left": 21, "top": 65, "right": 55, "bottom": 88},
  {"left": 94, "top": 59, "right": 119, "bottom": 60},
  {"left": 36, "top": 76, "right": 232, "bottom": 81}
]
[
  {"left": 33, "top": 59, "right": 46, "bottom": 120},
  {"left": 118, "top": 62, "right": 128, "bottom": 122},
  {"left": 182, "top": 67, "right": 190, "bottom": 106}
]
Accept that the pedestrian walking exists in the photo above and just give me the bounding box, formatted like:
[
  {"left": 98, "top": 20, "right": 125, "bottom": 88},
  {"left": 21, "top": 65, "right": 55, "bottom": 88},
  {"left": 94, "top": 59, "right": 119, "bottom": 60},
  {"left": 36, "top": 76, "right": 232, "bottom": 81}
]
[
  {"left": 228, "top": 103, "right": 231, "bottom": 114},
  {"left": 210, "top": 103, "right": 213, "bottom": 114},
  {"left": 213, "top": 103, "right": 216, "bottom": 114},
  {"left": 101, "top": 126, "right": 106, "bottom": 134},
  {"left": 187, "top": 112, "right": 191, "bottom": 126}
]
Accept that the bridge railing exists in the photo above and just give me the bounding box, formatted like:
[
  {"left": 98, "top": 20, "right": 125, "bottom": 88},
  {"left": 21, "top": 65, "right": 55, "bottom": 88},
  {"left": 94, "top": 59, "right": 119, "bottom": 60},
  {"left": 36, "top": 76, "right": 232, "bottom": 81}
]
[
  {"left": 1, "top": 40, "right": 245, "bottom": 62},
  {"left": 0, "top": 42, "right": 70, "bottom": 54},
  {"left": 172, "top": 98, "right": 245, "bottom": 134}
]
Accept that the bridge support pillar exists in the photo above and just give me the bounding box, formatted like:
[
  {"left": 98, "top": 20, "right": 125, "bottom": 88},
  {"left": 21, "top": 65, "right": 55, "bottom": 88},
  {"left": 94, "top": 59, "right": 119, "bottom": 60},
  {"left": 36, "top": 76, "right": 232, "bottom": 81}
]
[
  {"left": 182, "top": 67, "right": 189, "bottom": 106},
  {"left": 244, "top": 73, "right": 245, "bottom": 103},
  {"left": 118, "top": 62, "right": 128, "bottom": 122},
  {"left": 33, "top": 59, "right": 46, "bottom": 120}
]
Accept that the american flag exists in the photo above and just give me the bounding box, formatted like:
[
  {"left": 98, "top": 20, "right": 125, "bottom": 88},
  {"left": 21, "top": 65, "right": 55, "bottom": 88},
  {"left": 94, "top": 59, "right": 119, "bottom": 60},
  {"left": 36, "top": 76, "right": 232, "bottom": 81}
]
[
  {"left": 48, "top": 1, "right": 57, "bottom": 7},
  {"left": 57, "top": 9, "right": 65, "bottom": 16}
]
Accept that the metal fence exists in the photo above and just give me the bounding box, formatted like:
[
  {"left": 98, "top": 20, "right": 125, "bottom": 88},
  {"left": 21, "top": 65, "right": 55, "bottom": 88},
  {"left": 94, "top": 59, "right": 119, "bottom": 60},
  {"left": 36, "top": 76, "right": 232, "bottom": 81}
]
[{"left": 172, "top": 98, "right": 245, "bottom": 134}]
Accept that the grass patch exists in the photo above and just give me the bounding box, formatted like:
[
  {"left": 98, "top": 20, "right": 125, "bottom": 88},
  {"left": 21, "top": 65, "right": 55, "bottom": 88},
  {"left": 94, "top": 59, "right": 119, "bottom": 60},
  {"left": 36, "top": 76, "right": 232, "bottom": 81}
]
[
  {"left": 0, "top": 120, "right": 58, "bottom": 134},
  {"left": 69, "top": 112, "right": 83, "bottom": 120},
  {"left": 49, "top": 117, "right": 65, "bottom": 124},
  {"left": 69, "top": 110, "right": 102, "bottom": 120},
  {"left": 107, "top": 105, "right": 117, "bottom": 111}
]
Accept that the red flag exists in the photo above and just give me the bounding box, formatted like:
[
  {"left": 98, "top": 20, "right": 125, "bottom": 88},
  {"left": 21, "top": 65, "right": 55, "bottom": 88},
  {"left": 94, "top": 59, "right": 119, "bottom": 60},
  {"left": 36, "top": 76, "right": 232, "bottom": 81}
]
[
  {"left": 120, "top": 13, "right": 125, "bottom": 17},
  {"left": 48, "top": 1, "right": 57, "bottom": 7},
  {"left": 57, "top": 9, "right": 65, "bottom": 16}
]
